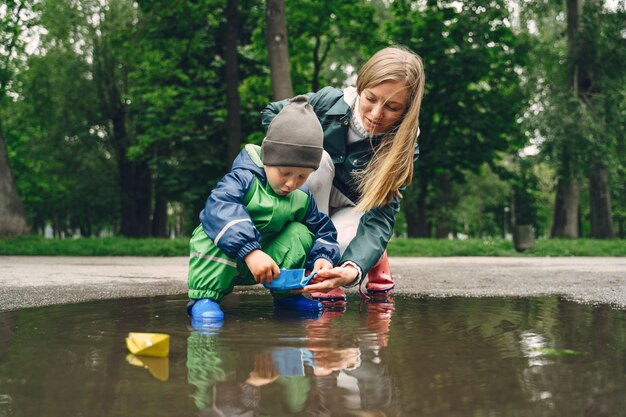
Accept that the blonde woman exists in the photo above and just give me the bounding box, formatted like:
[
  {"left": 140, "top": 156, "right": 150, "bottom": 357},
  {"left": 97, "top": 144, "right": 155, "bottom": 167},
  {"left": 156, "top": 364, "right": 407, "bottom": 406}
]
[{"left": 261, "top": 46, "right": 425, "bottom": 304}]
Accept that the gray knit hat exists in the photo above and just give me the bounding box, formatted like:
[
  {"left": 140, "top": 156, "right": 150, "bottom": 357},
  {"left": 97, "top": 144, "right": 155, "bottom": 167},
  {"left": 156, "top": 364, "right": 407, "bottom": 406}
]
[{"left": 262, "top": 95, "right": 324, "bottom": 169}]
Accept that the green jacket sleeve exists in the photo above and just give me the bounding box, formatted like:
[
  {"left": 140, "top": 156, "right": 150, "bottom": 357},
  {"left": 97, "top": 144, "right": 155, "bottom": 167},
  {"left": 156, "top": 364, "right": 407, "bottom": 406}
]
[
  {"left": 260, "top": 98, "right": 288, "bottom": 131},
  {"left": 340, "top": 197, "right": 400, "bottom": 275}
]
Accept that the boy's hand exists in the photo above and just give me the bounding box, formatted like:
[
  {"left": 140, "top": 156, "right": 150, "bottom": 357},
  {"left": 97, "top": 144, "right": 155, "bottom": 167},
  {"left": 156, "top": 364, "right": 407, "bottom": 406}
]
[
  {"left": 244, "top": 249, "right": 280, "bottom": 284},
  {"left": 246, "top": 352, "right": 280, "bottom": 387},
  {"left": 311, "top": 258, "right": 333, "bottom": 274}
]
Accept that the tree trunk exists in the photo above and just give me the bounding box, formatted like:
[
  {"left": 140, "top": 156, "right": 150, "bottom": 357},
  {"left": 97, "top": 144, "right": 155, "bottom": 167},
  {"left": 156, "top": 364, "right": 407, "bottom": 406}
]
[
  {"left": 405, "top": 174, "right": 430, "bottom": 237},
  {"left": 151, "top": 188, "right": 168, "bottom": 238},
  {"left": 550, "top": 0, "right": 586, "bottom": 239},
  {"left": 417, "top": 174, "right": 432, "bottom": 237},
  {"left": 311, "top": 33, "right": 333, "bottom": 92},
  {"left": 113, "top": 109, "right": 152, "bottom": 238},
  {"left": 0, "top": 3, "right": 29, "bottom": 237},
  {"left": 569, "top": 0, "right": 614, "bottom": 238},
  {"left": 265, "top": 0, "right": 293, "bottom": 100},
  {"left": 434, "top": 173, "right": 453, "bottom": 239},
  {"left": 0, "top": 130, "right": 30, "bottom": 237},
  {"left": 225, "top": 0, "right": 242, "bottom": 164},
  {"left": 551, "top": 179, "right": 579, "bottom": 238},
  {"left": 118, "top": 157, "right": 152, "bottom": 237},
  {"left": 118, "top": 156, "right": 151, "bottom": 237},
  {"left": 589, "top": 166, "right": 614, "bottom": 238},
  {"left": 566, "top": 0, "right": 584, "bottom": 67},
  {"left": 404, "top": 188, "right": 419, "bottom": 237},
  {"left": 92, "top": 23, "right": 152, "bottom": 238}
]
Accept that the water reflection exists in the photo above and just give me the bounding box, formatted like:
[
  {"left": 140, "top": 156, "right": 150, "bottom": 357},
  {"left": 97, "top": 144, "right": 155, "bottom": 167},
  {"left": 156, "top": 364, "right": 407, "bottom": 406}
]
[
  {"left": 126, "top": 354, "right": 170, "bottom": 381},
  {"left": 0, "top": 295, "right": 624, "bottom": 417},
  {"left": 519, "top": 331, "right": 552, "bottom": 367},
  {"left": 187, "top": 300, "right": 397, "bottom": 416}
]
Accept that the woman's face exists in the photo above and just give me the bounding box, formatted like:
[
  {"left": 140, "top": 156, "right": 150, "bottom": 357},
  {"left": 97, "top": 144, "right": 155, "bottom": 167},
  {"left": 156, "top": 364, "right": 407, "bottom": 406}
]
[{"left": 358, "top": 80, "right": 409, "bottom": 135}]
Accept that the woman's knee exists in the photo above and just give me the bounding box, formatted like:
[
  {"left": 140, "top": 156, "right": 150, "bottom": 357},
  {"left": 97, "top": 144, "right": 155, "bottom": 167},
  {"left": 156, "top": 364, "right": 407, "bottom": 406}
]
[{"left": 330, "top": 207, "right": 364, "bottom": 254}]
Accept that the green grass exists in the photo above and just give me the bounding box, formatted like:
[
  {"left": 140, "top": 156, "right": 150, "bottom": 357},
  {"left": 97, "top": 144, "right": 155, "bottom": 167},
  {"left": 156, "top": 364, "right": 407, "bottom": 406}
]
[
  {"left": 0, "top": 236, "right": 624, "bottom": 257},
  {"left": 388, "top": 238, "right": 626, "bottom": 257},
  {"left": 0, "top": 236, "right": 189, "bottom": 256}
]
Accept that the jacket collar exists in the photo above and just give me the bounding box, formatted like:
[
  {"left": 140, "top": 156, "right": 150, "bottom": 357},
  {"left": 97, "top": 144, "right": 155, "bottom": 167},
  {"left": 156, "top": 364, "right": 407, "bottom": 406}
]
[
  {"left": 231, "top": 144, "right": 266, "bottom": 180},
  {"left": 326, "top": 88, "right": 352, "bottom": 117}
]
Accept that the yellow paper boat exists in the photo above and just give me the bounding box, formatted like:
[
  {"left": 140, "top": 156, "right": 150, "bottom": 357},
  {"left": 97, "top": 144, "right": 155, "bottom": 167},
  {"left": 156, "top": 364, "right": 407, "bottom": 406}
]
[
  {"left": 125, "top": 332, "right": 170, "bottom": 357},
  {"left": 126, "top": 354, "right": 170, "bottom": 381}
]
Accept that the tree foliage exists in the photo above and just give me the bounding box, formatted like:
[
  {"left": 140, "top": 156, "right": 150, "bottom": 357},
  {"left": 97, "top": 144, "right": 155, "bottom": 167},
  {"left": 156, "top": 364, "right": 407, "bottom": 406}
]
[
  {"left": 0, "top": 0, "right": 40, "bottom": 236},
  {"left": 2, "top": 0, "right": 624, "bottom": 240},
  {"left": 519, "top": 0, "right": 625, "bottom": 238},
  {"left": 387, "top": 0, "right": 528, "bottom": 237}
]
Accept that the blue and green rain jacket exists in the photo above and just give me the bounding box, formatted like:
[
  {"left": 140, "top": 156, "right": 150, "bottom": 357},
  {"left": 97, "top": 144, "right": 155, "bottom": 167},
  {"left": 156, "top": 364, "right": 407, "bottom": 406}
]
[{"left": 198, "top": 144, "right": 340, "bottom": 271}]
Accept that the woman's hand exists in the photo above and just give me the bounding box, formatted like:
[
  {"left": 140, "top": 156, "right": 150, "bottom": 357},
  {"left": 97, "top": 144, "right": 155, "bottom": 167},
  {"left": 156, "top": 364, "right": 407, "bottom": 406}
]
[
  {"left": 244, "top": 249, "right": 280, "bottom": 284},
  {"left": 302, "top": 264, "right": 359, "bottom": 293}
]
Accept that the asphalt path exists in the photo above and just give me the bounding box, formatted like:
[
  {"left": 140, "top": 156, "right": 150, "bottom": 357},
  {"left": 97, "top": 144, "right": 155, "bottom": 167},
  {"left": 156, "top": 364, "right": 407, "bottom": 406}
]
[{"left": 0, "top": 256, "right": 624, "bottom": 312}]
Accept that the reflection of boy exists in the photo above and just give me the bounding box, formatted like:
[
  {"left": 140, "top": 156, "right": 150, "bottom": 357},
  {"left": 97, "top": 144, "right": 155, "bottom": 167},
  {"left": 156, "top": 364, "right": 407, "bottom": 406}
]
[
  {"left": 187, "top": 96, "right": 340, "bottom": 322},
  {"left": 187, "top": 326, "right": 365, "bottom": 416},
  {"left": 187, "top": 335, "right": 315, "bottom": 416}
]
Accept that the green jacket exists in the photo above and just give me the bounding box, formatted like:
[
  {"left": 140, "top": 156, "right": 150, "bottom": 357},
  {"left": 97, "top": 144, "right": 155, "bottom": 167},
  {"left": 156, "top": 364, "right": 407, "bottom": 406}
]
[{"left": 261, "top": 87, "right": 420, "bottom": 275}]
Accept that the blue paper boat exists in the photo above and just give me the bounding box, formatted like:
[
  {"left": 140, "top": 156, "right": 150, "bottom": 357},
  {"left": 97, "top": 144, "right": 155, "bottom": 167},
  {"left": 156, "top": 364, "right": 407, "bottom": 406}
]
[{"left": 263, "top": 269, "right": 317, "bottom": 290}]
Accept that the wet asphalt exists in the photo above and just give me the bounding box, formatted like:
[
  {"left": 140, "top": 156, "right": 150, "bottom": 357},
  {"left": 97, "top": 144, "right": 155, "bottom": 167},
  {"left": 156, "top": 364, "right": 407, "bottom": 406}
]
[{"left": 0, "top": 256, "right": 624, "bottom": 312}]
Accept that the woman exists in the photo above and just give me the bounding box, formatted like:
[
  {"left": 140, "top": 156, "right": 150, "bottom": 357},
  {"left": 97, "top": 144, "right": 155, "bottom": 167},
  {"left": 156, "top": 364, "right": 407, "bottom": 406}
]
[{"left": 260, "top": 46, "right": 425, "bottom": 303}]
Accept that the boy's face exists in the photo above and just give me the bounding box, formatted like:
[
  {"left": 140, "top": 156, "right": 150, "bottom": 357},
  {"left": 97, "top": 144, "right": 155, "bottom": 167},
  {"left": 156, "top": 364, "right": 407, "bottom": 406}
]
[{"left": 265, "top": 166, "right": 315, "bottom": 196}]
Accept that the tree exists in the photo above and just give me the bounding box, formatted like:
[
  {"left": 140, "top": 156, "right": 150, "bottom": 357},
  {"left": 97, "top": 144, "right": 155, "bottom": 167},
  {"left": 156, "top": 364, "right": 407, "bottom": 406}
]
[
  {"left": 0, "top": 133, "right": 29, "bottom": 237},
  {"left": 225, "top": 0, "right": 243, "bottom": 164},
  {"left": 130, "top": 0, "right": 254, "bottom": 235},
  {"left": 0, "top": 0, "right": 34, "bottom": 236},
  {"left": 88, "top": 0, "right": 153, "bottom": 237},
  {"left": 286, "top": 0, "right": 381, "bottom": 92},
  {"left": 5, "top": 0, "right": 269, "bottom": 237},
  {"left": 549, "top": 0, "right": 587, "bottom": 238},
  {"left": 521, "top": 0, "right": 624, "bottom": 238},
  {"left": 452, "top": 165, "right": 511, "bottom": 237},
  {"left": 580, "top": 1, "right": 622, "bottom": 238},
  {"left": 265, "top": 0, "right": 293, "bottom": 99},
  {"left": 388, "top": 0, "right": 528, "bottom": 237},
  {"left": 8, "top": 47, "right": 119, "bottom": 237}
]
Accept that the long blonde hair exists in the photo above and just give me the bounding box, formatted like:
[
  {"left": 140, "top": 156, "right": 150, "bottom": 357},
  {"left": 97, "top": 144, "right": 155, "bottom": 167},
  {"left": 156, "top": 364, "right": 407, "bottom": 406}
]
[{"left": 354, "top": 46, "right": 425, "bottom": 211}]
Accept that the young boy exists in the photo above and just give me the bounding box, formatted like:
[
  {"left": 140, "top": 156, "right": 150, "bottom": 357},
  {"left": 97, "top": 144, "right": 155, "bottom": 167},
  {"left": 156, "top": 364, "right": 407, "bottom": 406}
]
[{"left": 187, "top": 96, "right": 340, "bottom": 323}]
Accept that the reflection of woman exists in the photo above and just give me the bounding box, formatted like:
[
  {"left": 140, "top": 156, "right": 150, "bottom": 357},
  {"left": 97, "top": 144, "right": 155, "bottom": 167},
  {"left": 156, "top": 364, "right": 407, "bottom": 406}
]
[
  {"left": 303, "top": 302, "right": 399, "bottom": 416},
  {"left": 261, "top": 46, "right": 425, "bottom": 303}
]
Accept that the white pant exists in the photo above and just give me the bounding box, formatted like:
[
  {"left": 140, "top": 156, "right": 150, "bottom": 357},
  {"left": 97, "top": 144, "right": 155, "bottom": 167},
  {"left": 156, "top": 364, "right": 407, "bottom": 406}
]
[{"left": 305, "top": 151, "right": 363, "bottom": 256}]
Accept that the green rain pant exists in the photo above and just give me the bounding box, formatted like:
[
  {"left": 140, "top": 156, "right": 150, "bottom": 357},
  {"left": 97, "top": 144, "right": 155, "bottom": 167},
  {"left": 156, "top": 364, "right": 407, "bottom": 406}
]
[{"left": 188, "top": 222, "right": 314, "bottom": 302}]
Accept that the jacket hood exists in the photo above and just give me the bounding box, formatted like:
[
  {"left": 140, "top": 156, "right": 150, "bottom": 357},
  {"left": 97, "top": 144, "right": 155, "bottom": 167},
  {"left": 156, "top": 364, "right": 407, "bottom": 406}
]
[{"left": 231, "top": 144, "right": 266, "bottom": 180}]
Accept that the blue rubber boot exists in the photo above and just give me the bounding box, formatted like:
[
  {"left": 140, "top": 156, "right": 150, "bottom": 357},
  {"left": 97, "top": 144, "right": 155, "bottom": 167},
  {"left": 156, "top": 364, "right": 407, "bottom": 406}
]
[
  {"left": 273, "top": 294, "right": 323, "bottom": 312},
  {"left": 190, "top": 298, "right": 224, "bottom": 321}
]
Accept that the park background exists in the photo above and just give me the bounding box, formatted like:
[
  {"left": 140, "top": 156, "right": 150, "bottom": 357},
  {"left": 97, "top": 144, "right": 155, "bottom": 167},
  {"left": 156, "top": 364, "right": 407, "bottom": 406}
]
[{"left": 0, "top": 0, "right": 624, "bottom": 255}]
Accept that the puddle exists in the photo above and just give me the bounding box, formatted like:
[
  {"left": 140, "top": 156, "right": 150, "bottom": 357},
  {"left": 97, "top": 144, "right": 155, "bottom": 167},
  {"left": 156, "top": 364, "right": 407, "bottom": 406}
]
[{"left": 0, "top": 294, "right": 624, "bottom": 416}]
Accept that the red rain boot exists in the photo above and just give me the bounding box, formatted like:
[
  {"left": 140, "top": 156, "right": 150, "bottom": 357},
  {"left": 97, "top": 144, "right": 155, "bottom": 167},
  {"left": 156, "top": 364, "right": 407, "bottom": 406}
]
[
  {"left": 365, "top": 251, "right": 395, "bottom": 297},
  {"left": 311, "top": 288, "right": 348, "bottom": 308}
]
